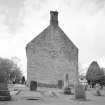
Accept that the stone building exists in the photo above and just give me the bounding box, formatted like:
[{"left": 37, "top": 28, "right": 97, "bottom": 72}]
[{"left": 26, "top": 11, "right": 78, "bottom": 86}]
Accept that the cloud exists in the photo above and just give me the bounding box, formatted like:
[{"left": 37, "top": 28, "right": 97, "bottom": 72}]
[
  {"left": 78, "top": 0, "right": 105, "bottom": 15},
  {"left": 0, "top": 0, "right": 105, "bottom": 76},
  {"left": 0, "top": 0, "right": 25, "bottom": 33}
]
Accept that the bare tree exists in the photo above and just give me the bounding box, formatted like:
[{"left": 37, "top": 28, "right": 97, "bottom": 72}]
[{"left": 0, "top": 57, "right": 23, "bottom": 83}]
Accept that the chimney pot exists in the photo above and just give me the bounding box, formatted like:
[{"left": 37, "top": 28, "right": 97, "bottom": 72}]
[{"left": 50, "top": 11, "right": 58, "bottom": 26}]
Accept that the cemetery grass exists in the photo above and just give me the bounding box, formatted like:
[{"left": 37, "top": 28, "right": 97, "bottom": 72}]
[{"left": 0, "top": 84, "right": 105, "bottom": 105}]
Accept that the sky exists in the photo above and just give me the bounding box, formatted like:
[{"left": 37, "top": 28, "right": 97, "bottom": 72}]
[{"left": 0, "top": 0, "right": 105, "bottom": 77}]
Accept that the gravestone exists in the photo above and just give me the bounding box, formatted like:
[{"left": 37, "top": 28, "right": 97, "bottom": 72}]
[
  {"left": 96, "top": 84, "right": 101, "bottom": 96},
  {"left": 64, "top": 74, "right": 72, "bottom": 95},
  {"left": 0, "top": 83, "right": 11, "bottom": 101},
  {"left": 64, "top": 73, "right": 69, "bottom": 88},
  {"left": 0, "top": 73, "right": 11, "bottom": 101},
  {"left": 58, "top": 80, "right": 64, "bottom": 89},
  {"left": 30, "top": 81, "right": 37, "bottom": 91},
  {"left": 74, "top": 83, "right": 86, "bottom": 100}
]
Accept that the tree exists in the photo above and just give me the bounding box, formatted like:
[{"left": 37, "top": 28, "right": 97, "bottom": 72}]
[
  {"left": 21, "top": 76, "right": 25, "bottom": 84},
  {"left": 0, "top": 57, "right": 23, "bottom": 83},
  {"left": 86, "top": 61, "right": 105, "bottom": 87},
  {"left": 9, "top": 61, "right": 23, "bottom": 83},
  {"left": 0, "top": 58, "right": 13, "bottom": 83},
  {"left": 10, "top": 68, "right": 22, "bottom": 83}
]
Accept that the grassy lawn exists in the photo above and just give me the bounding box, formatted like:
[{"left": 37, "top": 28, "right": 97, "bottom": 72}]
[{"left": 0, "top": 84, "right": 105, "bottom": 105}]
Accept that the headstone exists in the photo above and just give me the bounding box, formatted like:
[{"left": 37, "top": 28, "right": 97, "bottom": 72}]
[
  {"left": 0, "top": 83, "right": 11, "bottom": 101},
  {"left": 64, "top": 73, "right": 69, "bottom": 88},
  {"left": 30, "top": 81, "right": 37, "bottom": 91},
  {"left": 74, "top": 83, "right": 86, "bottom": 100},
  {"left": 63, "top": 74, "right": 72, "bottom": 95},
  {"left": 96, "top": 84, "right": 101, "bottom": 96},
  {"left": 0, "top": 72, "right": 11, "bottom": 101},
  {"left": 46, "top": 90, "right": 58, "bottom": 97},
  {"left": 58, "top": 80, "right": 64, "bottom": 89}
]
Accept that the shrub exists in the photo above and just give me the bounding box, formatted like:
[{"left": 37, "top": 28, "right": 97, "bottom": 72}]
[
  {"left": 74, "top": 83, "right": 86, "bottom": 100},
  {"left": 64, "top": 87, "right": 72, "bottom": 95}
]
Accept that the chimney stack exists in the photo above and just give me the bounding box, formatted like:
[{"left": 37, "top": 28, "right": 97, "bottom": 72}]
[{"left": 50, "top": 11, "right": 58, "bottom": 26}]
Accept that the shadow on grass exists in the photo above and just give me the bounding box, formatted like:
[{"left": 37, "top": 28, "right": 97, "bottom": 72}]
[
  {"left": 25, "top": 97, "right": 41, "bottom": 100},
  {"left": 71, "top": 97, "right": 91, "bottom": 102},
  {"left": 93, "top": 93, "right": 105, "bottom": 97}
]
